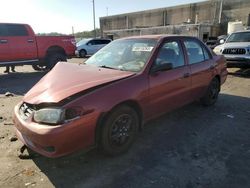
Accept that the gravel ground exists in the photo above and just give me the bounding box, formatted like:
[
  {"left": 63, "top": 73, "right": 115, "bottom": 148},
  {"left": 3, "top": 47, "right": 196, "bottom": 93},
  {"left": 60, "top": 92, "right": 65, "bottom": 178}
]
[{"left": 0, "top": 59, "right": 250, "bottom": 188}]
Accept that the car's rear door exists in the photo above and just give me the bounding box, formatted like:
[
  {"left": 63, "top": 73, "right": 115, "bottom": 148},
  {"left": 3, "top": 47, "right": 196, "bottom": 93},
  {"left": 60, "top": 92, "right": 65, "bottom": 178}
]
[
  {"left": 6, "top": 24, "right": 37, "bottom": 61},
  {"left": 0, "top": 24, "right": 11, "bottom": 63},
  {"left": 182, "top": 38, "right": 215, "bottom": 99},
  {"left": 148, "top": 39, "right": 192, "bottom": 118}
]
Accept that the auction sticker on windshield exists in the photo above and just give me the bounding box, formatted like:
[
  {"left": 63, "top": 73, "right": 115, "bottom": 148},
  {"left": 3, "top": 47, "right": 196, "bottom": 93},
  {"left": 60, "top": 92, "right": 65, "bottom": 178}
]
[{"left": 132, "top": 46, "right": 154, "bottom": 52}]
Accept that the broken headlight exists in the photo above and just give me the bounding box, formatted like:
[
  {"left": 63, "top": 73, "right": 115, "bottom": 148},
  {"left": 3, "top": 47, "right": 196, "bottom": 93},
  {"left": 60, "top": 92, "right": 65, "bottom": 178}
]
[{"left": 33, "top": 108, "right": 65, "bottom": 125}]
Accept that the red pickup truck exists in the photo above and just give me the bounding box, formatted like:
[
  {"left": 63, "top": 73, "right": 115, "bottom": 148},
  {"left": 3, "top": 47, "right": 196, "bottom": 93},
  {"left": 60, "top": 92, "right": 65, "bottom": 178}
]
[{"left": 0, "top": 23, "right": 76, "bottom": 71}]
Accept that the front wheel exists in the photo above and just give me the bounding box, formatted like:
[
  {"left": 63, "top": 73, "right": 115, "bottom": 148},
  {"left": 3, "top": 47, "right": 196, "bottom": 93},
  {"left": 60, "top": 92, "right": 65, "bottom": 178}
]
[
  {"left": 200, "top": 78, "right": 220, "bottom": 106},
  {"left": 100, "top": 105, "right": 139, "bottom": 156},
  {"left": 79, "top": 50, "right": 87, "bottom": 58},
  {"left": 32, "top": 64, "right": 47, "bottom": 71}
]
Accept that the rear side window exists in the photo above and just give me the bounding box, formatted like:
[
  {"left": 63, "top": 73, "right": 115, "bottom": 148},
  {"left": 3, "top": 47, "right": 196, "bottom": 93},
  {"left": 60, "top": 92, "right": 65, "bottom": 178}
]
[
  {"left": 184, "top": 40, "right": 210, "bottom": 64},
  {"left": 88, "top": 40, "right": 97, "bottom": 45},
  {"left": 101, "top": 40, "right": 111, "bottom": 44},
  {"left": 6, "top": 24, "right": 28, "bottom": 36},
  {"left": 95, "top": 40, "right": 104, "bottom": 45}
]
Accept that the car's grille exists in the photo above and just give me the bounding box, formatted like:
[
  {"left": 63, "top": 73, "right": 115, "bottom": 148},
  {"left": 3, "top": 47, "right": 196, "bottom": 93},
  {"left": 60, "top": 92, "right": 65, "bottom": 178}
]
[
  {"left": 222, "top": 48, "right": 246, "bottom": 55},
  {"left": 19, "top": 103, "right": 35, "bottom": 120}
]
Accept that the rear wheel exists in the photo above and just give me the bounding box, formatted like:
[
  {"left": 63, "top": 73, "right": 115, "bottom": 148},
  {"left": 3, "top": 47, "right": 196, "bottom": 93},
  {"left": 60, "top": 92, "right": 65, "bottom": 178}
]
[
  {"left": 100, "top": 105, "right": 139, "bottom": 156},
  {"left": 200, "top": 77, "right": 220, "bottom": 106},
  {"left": 32, "top": 53, "right": 67, "bottom": 71},
  {"left": 47, "top": 53, "right": 67, "bottom": 70}
]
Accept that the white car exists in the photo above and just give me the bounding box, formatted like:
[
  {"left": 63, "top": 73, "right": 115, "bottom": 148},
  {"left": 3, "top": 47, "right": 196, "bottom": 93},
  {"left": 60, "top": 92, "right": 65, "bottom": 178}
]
[
  {"left": 213, "top": 30, "right": 250, "bottom": 68},
  {"left": 75, "top": 38, "right": 111, "bottom": 58}
]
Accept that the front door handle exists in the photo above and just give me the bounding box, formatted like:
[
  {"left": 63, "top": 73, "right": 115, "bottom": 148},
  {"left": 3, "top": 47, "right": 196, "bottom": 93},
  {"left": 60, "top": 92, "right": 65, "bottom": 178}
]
[
  {"left": 183, "top": 73, "right": 190, "bottom": 78},
  {"left": 0, "top": 39, "right": 8, "bottom": 44}
]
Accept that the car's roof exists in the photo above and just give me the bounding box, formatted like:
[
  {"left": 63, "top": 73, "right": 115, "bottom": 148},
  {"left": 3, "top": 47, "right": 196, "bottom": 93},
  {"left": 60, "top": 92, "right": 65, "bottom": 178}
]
[{"left": 121, "top": 34, "right": 197, "bottom": 40}]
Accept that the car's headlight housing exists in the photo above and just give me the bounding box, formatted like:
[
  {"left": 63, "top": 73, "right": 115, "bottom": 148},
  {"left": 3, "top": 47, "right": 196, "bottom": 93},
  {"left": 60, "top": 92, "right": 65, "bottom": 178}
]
[{"left": 33, "top": 108, "right": 65, "bottom": 125}]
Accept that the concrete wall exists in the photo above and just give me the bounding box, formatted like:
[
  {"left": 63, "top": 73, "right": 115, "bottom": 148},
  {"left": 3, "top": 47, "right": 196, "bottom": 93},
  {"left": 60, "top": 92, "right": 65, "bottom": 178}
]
[
  {"left": 100, "top": 0, "right": 250, "bottom": 38},
  {"left": 102, "top": 24, "right": 220, "bottom": 40}
]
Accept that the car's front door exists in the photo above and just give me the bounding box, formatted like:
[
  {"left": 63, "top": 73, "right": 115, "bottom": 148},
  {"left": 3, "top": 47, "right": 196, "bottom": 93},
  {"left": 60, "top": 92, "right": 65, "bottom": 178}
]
[
  {"left": 0, "top": 24, "right": 11, "bottom": 63},
  {"left": 183, "top": 39, "right": 215, "bottom": 100},
  {"left": 87, "top": 40, "right": 100, "bottom": 55},
  {"left": 148, "top": 39, "right": 192, "bottom": 119},
  {"left": 6, "top": 24, "right": 37, "bottom": 61}
]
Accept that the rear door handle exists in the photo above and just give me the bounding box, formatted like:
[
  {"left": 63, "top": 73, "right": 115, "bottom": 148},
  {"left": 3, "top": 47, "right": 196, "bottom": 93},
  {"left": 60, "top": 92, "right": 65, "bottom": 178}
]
[
  {"left": 27, "top": 39, "right": 34, "bottom": 43},
  {"left": 183, "top": 73, "right": 190, "bottom": 78},
  {"left": 0, "top": 39, "right": 8, "bottom": 44}
]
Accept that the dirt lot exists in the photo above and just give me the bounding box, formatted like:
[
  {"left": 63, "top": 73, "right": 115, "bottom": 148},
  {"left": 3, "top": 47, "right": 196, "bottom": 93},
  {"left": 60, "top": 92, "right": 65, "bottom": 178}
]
[{"left": 0, "top": 59, "right": 250, "bottom": 188}]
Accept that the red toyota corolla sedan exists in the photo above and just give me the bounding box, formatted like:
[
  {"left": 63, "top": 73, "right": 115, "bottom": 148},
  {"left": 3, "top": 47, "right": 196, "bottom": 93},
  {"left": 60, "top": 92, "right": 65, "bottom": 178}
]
[{"left": 13, "top": 35, "right": 227, "bottom": 158}]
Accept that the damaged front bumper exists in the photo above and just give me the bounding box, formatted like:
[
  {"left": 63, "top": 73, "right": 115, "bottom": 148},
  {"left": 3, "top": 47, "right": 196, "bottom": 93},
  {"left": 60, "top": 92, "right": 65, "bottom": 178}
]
[{"left": 13, "top": 103, "right": 98, "bottom": 158}]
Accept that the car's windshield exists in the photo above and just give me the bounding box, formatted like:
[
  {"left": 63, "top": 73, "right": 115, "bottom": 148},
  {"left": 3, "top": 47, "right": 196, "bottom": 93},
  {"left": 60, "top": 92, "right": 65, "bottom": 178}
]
[
  {"left": 227, "top": 32, "right": 250, "bottom": 42},
  {"left": 84, "top": 38, "right": 157, "bottom": 72},
  {"left": 77, "top": 39, "right": 91, "bottom": 46}
]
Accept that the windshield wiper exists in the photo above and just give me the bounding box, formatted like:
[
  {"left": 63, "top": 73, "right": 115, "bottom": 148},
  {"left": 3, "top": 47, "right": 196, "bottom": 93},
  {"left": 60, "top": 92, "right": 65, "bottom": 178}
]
[{"left": 99, "top": 65, "right": 117, "bottom": 70}]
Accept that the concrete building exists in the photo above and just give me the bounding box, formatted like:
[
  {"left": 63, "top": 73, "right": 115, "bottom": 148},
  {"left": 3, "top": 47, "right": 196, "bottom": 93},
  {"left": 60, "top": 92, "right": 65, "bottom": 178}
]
[{"left": 100, "top": 0, "right": 250, "bottom": 40}]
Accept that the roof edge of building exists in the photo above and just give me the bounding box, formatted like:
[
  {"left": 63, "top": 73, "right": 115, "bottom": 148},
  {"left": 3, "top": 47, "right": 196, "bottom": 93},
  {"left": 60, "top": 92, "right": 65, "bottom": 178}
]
[{"left": 100, "top": 0, "right": 210, "bottom": 20}]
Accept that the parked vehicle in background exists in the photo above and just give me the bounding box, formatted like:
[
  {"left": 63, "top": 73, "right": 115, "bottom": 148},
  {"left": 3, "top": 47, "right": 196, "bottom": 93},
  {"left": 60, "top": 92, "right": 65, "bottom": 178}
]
[
  {"left": 13, "top": 35, "right": 227, "bottom": 158},
  {"left": 0, "top": 23, "right": 76, "bottom": 71},
  {"left": 205, "top": 36, "right": 218, "bottom": 49},
  {"left": 213, "top": 30, "right": 250, "bottom": 68},
  {"left": 75, "top": 38, "right": 111, "bottom": 57}
]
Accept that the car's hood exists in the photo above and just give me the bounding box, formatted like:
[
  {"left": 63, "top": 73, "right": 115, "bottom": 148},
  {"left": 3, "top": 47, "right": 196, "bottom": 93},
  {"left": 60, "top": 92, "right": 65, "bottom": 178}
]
[
  {"left": 24, "top": 62, "right": 134, "bottom": 104},
  {"left": 224, "top": 42, "right": 250, "bottom": 49}
]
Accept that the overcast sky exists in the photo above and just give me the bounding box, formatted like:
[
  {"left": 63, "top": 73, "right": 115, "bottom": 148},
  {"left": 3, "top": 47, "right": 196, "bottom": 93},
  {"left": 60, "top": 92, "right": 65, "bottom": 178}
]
[{"left": 0, "top": 0, "right": 205, "bottom": 34}]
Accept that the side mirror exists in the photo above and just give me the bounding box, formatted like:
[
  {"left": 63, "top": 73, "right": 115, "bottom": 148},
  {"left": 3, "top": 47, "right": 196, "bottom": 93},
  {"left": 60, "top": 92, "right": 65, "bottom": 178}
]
[
  {"left": 219, "top": 39, "right": 225, "bottom": 44},
  {"left": 151, "top": 62, "right": 173, "bottom": 73}
]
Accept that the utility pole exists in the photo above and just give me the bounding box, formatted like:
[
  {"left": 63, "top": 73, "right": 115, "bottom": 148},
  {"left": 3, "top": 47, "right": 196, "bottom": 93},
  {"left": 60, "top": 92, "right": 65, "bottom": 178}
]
[
  {"left": 106, "top": 7, "right": 109, "bottom": 16},
  {"left": 92, "top": 0, "right": 96, "bottom": 38},
  {"left": 218, "top": 0, "right": 224, "bottom": 24}
]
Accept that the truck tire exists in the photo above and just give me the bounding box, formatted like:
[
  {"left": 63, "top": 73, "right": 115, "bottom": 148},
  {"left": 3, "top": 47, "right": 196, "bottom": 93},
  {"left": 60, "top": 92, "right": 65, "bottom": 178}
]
[
  {"left": 32, "top": 64, "right": 47, "bottom": 71},
  {"left": 47, "top": 53, "right": 67, "bottom": 70}
]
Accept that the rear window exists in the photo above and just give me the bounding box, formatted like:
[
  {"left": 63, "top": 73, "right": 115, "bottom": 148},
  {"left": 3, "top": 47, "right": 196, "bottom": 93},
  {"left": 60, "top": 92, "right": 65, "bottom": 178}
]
[{"left": 6, "top": 24, "right": 28, "bottom": 36}]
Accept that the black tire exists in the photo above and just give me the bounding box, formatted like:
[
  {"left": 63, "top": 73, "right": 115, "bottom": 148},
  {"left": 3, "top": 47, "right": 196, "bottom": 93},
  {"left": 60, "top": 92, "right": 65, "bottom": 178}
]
[
  {"left": 100, "top": 105, "right": 139, "bottom": 156},
  {"left": 79, "top": 49, "right": 87, "bottom": 58},
  {"left": 200, "top": 78, "right": 220, "bottom": 106},
  {"left": 47, "top": 53, "right": 67, "bottom": 70},
  {"left": 32, "top": 64, "right": 47, "bottom": 71}
]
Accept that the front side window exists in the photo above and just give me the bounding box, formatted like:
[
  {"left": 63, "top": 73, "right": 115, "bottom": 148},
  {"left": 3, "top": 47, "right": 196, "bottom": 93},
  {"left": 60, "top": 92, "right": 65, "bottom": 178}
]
[
  {"left": 184, "top": 40, "right": 206, "bottom": 64},
  {"left": 6, "top": 24, "right": 28, "bottom": 36},
  {"left": 154, "top": 40, "right": 185, "bottom": 68},
  {"left": 77, "top": 39, "right": 90, "bottom": 47},
  {"left": 88, "top": 40, "right": 98, "bottom": 45},
  {"left": 85, "top": 39, "right": 157, "bottom": 72}
]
